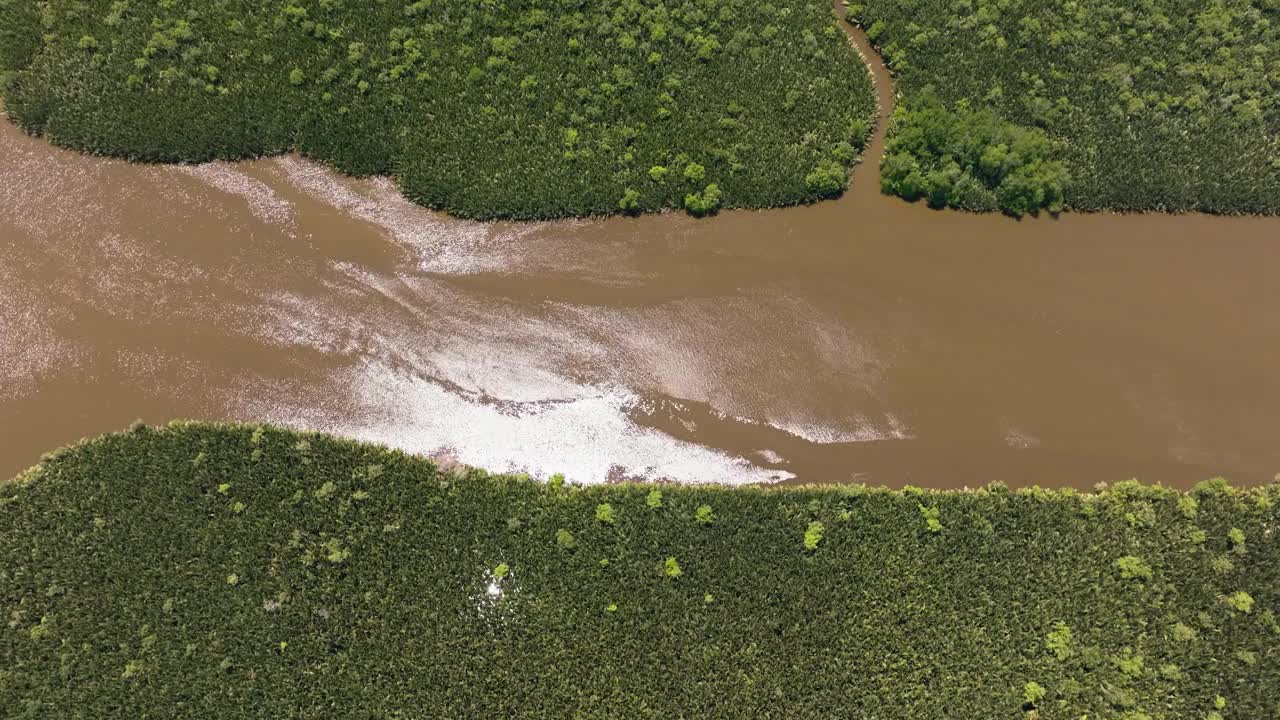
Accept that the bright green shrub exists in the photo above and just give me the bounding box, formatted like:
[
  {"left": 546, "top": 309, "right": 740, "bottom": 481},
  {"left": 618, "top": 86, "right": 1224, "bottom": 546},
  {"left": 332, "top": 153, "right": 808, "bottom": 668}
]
[
  {"left": 0, "top": 0, "right": 876, "bottom": 220},
  {"left": 1022, "top": 680, "right": 1046, "bottom": 707},
  {"left": 1116, "top": 555, "right": 1153, "bottom": 580},
  {"left": 1228, "top": 527, "right": 1246, "bottom": 554},
  {"left": 1224, "top": 591, "right": 1254, "bottom": 613},
  {"left": 618, "top": 188, "right": 640, "bottom": 214},
  {"left": 646, "top": 489, "right": 663, "bottom": 509},
  {"left": 695, "top": 504, "right": 716, "bottom": 525},
  {"left": 1115, "top": 649, "right": 1145, "bottom": 677},
  {"left": 1170, "top": 623, "right": 1197, "bottom": 643},
  {"left": 595, "top": 503, "right": 616, "bottom": 525},
  {"left": 683, "top": 162, "right": 707, "bottom": 184},
  {"left": 803, "top": 521, "right": 824, "bottom": 551},
  {"left": 1178, "top": 495, "right": 1199, "bottom": 518},
  {"left": 0, "top": 423, "right": 1276, "bottom": 718},
  {"left": 683, "top": 183, "right": 723, "bottom": 216},
  {"left": 1046, "top": 622, "right": 1073, "bottom": 661},
  {"left": 918, "top": 502, "right": 942, "bottom": 533}
]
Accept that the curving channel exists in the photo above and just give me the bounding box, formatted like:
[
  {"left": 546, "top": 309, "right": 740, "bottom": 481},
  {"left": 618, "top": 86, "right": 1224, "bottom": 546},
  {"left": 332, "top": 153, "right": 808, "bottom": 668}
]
[{"left": 834, "top": 0, "right": 897, "bottom": 202}]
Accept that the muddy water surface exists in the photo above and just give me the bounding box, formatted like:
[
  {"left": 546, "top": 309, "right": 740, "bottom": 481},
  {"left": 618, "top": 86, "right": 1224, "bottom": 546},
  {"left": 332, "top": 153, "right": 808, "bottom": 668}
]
[{"left": 2, "top": 22, "right": 1279, "bottom": 487}]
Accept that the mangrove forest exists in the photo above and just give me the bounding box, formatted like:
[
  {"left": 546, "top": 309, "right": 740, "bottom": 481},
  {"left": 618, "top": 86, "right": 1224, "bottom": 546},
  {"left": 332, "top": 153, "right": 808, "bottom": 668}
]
[
  {"left": 858, "top": 0, "right": 1280, "bottom": 215},
  {"left": 3, "top": 0, "right": 1278, "bottom": 217},
  {"left": 0, "top": 0, "right": 877, "bottom": 219},
  {"left": 1, "top": 423, "right": 1276, "bottom": 718}
]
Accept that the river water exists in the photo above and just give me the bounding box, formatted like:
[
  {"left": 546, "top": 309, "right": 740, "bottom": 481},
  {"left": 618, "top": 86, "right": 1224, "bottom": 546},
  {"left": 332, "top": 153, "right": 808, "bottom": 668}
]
[{"left": 2, "top": 18, "right": 1279, "bottom": 487}]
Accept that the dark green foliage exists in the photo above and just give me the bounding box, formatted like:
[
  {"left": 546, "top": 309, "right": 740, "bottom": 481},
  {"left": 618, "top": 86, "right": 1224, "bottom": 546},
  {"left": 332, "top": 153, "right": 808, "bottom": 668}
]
[
  {"left": 0, "top": 0, "right": 40, "bottom": 92},
  {"left": 856, "top": 0, "right": 1280, "bottom": 214},
  {"left": 1, "top": 423, "right": 1278, "bottom": 718},
  {"left": 0, "top": 0, "right": 876, "bottom": 220},
  {"left": 880, "top": 90, "right": 1069, "bottom": 216}
]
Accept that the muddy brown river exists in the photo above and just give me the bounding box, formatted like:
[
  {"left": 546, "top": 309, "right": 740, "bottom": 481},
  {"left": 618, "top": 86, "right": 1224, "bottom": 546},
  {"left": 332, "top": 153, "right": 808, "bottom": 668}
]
[{"left": 2, "top": 18, "right": 1279, "bottom": 487}]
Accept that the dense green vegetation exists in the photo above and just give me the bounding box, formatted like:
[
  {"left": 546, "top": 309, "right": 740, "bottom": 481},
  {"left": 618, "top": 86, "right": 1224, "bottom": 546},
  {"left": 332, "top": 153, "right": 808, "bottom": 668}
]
[
  {"left": 3, "top": 423, "right": 1277, "bottom": 718},
  {"left": 0, "top": 0, "right": 876, "bottom": 219},
  {"left": 0, "top": 0, "right": 40, "bottom": 92},
  {"left": 856, "top": 0, "right": 1280, "bottom": 215},
  {"left": 880, "top": 89, "right": 1071, "bottom": 215}
]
